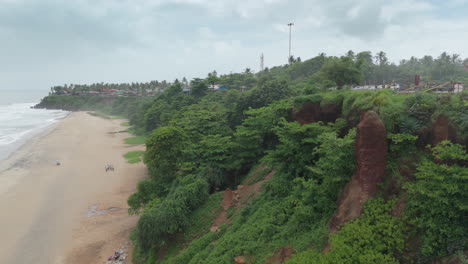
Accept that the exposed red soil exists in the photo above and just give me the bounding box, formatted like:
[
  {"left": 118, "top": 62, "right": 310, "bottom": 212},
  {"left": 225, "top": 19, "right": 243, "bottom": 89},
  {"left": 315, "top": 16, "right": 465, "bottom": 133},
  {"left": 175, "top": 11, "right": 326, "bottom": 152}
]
[
  {"left": 391, "top": 197, "right": 407, "bottom": 217},
  {"left": 157, "top": 245, "right": 169, "bottom": 262},
  {"left": 293, "top": 102, "right": 341, "bottom": 125},
  {"left": 234, "top": 255, "right": 249, "bottom": 264},
  {"left": 433, "top": 253, "right": 467, "bottom": 264},
  {"left": 431, "top": 115, "right": 457, "bottom": 146},
  {"left": 210, "top": 170, "right": 275, "bottom": 233},
  {"left": 265, "top": 247, "right": 295, "bottom": 264},
  {"left": 329, "top": 173, "right": 363, "bottom": 232},
  {"left": 356, "top": 111, "right": 388, "bottom": 198},
  {"left": 329, "top": 111, "right": 387, "bottom": 232},
  {"left": 323, "top": 243, "right": 332, "bottom": 254},
  {"left": 419, "top": 115, "right": 458, "bottom": 147},
  {"left": 233, "top": 246, "right": 294, "bottom": 264}
]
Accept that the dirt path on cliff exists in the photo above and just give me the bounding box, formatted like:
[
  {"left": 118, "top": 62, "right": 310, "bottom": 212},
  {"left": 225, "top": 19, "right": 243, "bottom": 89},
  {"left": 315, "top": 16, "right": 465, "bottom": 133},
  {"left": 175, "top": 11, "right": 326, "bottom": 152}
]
[{"left": 0, "top": 112, "right": 145, "bottom": 264}]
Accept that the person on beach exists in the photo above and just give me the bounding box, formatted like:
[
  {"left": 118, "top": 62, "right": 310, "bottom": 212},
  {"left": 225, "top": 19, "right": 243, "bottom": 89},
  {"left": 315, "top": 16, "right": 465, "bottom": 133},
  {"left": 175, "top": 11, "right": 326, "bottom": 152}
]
[{"left": 56, "top": 160, "right": 61, "bottom": 166}]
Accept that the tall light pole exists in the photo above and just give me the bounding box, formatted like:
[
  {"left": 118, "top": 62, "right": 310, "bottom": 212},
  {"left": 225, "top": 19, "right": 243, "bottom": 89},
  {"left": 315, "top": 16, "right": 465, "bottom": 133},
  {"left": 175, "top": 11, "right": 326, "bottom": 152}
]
[{"left": 287, "top": 22, "right": 294, "bottom": 64}]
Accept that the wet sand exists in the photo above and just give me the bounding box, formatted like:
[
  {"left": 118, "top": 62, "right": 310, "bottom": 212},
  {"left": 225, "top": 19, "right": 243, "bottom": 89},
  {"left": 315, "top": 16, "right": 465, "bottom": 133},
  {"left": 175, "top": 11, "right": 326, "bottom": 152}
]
[{"left": 0, "top": 112, "right": 146, "bottom": 264}]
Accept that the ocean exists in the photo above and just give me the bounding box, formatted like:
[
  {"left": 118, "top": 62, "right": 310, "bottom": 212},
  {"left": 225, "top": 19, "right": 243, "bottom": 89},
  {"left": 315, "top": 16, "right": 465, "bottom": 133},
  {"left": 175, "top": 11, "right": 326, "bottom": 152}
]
[{"left": 0, "top": 90, "right": 69, "bottom": 160}]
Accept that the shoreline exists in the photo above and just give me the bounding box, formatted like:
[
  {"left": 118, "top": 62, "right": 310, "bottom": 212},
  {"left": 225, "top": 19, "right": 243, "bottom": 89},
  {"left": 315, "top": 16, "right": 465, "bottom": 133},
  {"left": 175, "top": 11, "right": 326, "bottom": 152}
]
[
  {"left": 0, "top": 119, "right": 63, "bottom": 194},
  {"left": 0, "top": 112, "right": 146, "bottom": 264},
  {"left": 0, "top": 103, "right": 69, "bottom": 161}
]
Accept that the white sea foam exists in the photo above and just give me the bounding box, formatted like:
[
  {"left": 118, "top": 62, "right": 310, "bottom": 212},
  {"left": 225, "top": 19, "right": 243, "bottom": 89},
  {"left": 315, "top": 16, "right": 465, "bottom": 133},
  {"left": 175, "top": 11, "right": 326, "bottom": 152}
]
[{"left": 0, "top": 102, "right": 69, "bottom": 160}]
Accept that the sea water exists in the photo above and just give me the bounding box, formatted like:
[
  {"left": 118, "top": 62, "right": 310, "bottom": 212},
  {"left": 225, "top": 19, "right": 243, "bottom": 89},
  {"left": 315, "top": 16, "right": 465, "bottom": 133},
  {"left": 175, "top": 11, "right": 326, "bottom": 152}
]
[{"left": 0, "top": 90, "right": 69, "bottom": 160}]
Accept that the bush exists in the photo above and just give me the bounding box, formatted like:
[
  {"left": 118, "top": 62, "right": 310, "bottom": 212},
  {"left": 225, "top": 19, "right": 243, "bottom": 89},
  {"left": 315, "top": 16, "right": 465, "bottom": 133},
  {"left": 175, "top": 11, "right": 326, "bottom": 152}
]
[
  {"left": 136, "top": 176, "right": 209, "bottom": 251},
  {"left": 405, "top": 141, "right": 468, "bottom": 258},
  {"left": 287, "top": 198, "right": 406, "bottom": 264}
]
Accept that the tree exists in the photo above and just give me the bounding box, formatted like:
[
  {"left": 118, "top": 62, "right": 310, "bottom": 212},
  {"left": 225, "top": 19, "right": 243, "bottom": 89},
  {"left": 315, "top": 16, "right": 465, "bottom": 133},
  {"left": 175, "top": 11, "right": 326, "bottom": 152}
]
[
  {"left": 451, "top": 54, "right": 462, "bottom": 65},
  {"left": 234, "top": 100, "right": 293, "bottom": 169},
  {"left": 320, "top": 57, "right": 363, "bottom": 88},
  {"left": 207, "top": 71, "right": 219, "bottom": 87},
  {"left": 136, "top": 175, "right": 209, "bottom": 251},
  {"left": 164, "top": 82, "right": 183, "bottom": 98},
  {"left": 190, "top": 78, "right": 208, "bottom": 98},
  {"left": 375, "top": 51, "right": 388, "bottom": 65},
  {"left": 241, "top": 79, "right": 293, "bottom": 109},
  {"left": 356, "top": 51, "right": 374, "bottom": 82},
  {"left": 144, "top": 126, "right": 188, "bottom": 184},
  {"left": 374, "top": 51, "right": 390, "bottom": 84}
]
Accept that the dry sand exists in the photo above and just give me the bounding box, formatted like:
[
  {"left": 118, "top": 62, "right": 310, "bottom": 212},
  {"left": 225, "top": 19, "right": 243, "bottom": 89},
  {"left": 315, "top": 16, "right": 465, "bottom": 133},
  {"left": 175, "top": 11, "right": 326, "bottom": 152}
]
[{"left": 0, "top": 112, "right": 146, "bottom": 264}]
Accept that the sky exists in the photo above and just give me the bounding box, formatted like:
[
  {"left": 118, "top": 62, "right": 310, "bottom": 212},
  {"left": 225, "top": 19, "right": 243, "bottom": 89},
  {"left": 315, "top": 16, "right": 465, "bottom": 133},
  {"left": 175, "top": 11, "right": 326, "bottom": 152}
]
[{"left": 0, "top": 0, "right": 467, "bottom": 92}]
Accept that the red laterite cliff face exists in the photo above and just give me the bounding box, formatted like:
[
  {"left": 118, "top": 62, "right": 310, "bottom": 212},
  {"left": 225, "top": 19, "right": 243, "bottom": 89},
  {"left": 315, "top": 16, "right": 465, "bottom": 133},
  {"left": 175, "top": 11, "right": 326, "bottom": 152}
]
[
  {"left": 293, "top": 102, "right": 341, "bottom": 125},
  {"left": 419, "top": 115, "right": 458, "bottom": 148},
  {"left": 355, "top": 111, "right": 388, "bottom": 199},
  {"left": 330, "top": 111, "right": 387, "bottom": 232},
  {"left": 431, "top": 115, "right": 457, "bottom": 146}
]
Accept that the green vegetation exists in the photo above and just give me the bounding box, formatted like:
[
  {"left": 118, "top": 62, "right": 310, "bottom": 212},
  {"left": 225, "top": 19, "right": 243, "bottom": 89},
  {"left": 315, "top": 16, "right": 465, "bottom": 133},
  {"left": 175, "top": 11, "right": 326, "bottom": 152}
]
[
  {"left": 36, "top": 51, "right": 468, "bottom": 264},
  {"left": 124, "top": 136, "right": 147, "bottom": 145},
  {"left": 124, "top": 151, "right": 145, "bottom": 164},
  {"left": 242, "top": 165, "right": 272, "bottom": 185},
  {"left": 121, "top": 121, "right": 130, "bottom": 127},
  {"left": 287, "top": 198, "right": 406, "bottom": 264},
  {"left": 88, "top": 111, "right": 111, "bottom": 119},
  {"left": 405, "top": 141, "right": 468, "bottom": 260}
]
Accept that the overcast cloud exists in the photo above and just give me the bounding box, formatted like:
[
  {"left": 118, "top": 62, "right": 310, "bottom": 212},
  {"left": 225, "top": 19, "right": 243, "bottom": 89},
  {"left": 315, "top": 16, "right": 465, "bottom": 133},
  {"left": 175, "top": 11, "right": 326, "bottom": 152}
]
[{"left": 0, "top": 0, "right": 467, "bottom": 91}]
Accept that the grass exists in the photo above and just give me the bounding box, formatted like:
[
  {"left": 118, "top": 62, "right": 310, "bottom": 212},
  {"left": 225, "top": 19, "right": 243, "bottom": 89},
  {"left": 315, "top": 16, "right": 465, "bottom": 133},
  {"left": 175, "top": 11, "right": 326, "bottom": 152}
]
[
  {"left": 127, "top": 127, "right": 137, "bottom": 135},
  {"left": 124, "top": 151, "right": 145, "bottom": 164},
  {"left": 184, "top": 191, "right": 223, "bottom": 240},
  {"left": 120, "top": 121, "right": 130, "bottom": 127},
  {"left": 87, "top": 111, "right": 111, "bottom": 119},
  {"left": 227, "top": 206, "right": 236, "bottom": 219},
  {"left": 157, "top": 192, "right": 224, "bottom": 263},
  {"left": 124, "top": 136, "right": 147, "bottom": 145},
  {"left": 127, "top": 126, "right": 147, "bottom": 137},
  {"left": 242, "top": 165, "right": 272, "bottom": 185},
  {"left": 111, "top": 115, "right": 126, "bottom": 119},
  {"left": 88, "top": 111, "right": 125, "bottom": 120},
  {"left": 167, "top": 192, "right": 331, "bottom": 264}
]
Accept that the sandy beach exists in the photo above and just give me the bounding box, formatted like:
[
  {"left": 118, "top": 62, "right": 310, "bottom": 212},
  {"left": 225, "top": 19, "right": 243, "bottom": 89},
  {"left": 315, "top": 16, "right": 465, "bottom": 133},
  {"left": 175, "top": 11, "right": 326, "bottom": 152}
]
[{"left": 0, "top": 112, "right": 146, "bottom": 264}]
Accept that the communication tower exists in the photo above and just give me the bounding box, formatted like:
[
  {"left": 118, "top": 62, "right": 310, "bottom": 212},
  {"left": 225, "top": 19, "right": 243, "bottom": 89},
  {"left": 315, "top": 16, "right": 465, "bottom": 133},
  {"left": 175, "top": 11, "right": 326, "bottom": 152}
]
[{"left": 260, "top": 53, "right": 264, "bottom": 72}]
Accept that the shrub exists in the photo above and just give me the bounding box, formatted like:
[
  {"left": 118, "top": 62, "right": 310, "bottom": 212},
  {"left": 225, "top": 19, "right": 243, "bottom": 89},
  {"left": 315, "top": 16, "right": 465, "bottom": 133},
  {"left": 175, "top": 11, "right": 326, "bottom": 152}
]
[
  {"left": 136, "top": 176, "right": 209, "bottom": 251},
  {"left": 405, "top": 141, "right": 468, "bottom": 258},
  {"left": 287, "top": 198, "right": 406, "bottom": 264}
]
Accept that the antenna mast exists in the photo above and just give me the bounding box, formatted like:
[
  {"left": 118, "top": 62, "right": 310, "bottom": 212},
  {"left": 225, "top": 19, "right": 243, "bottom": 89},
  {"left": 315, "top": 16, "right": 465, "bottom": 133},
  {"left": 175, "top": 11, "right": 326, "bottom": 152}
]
[{"left": 260, "top": 53, "right": 264, "bottom": 72}]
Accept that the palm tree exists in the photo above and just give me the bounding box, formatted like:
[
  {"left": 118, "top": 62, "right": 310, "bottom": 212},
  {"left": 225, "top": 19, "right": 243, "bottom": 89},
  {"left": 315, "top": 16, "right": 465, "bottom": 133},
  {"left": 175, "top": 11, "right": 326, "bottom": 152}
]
[
  {"left": 375, "top": 51, "right": 388, "bottom": 84},
  {"left": 375, "top": 51, "right": 388, "bottom": 65},
  {"left": 451, "top": 54, "right": 462, "bottom": 65}
]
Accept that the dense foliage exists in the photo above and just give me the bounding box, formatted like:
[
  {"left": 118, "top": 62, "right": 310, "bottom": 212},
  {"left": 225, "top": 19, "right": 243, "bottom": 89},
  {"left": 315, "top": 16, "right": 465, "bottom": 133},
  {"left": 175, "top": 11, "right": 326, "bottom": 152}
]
[
  {"left": 405, "top": 141, "right": 468, "bottom": 260},
  {"left": 36, "top": 50, "right": 468, "bottom": 264},
  {"left": 287, "top": 198, "right": 406, "bottom": 264}
]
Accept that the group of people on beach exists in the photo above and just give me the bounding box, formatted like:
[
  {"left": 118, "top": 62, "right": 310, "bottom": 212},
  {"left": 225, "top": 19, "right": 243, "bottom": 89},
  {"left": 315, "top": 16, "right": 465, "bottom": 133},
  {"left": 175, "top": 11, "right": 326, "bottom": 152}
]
[{"left": 55, "top": 160, "right": 115, "bottom": 172}]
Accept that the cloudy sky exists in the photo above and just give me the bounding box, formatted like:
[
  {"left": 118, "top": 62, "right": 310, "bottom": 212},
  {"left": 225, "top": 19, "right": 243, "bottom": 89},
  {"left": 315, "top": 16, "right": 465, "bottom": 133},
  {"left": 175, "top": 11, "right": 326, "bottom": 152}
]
[{"left": 1, "top": 0, "right": 467, "bottom": 91}]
